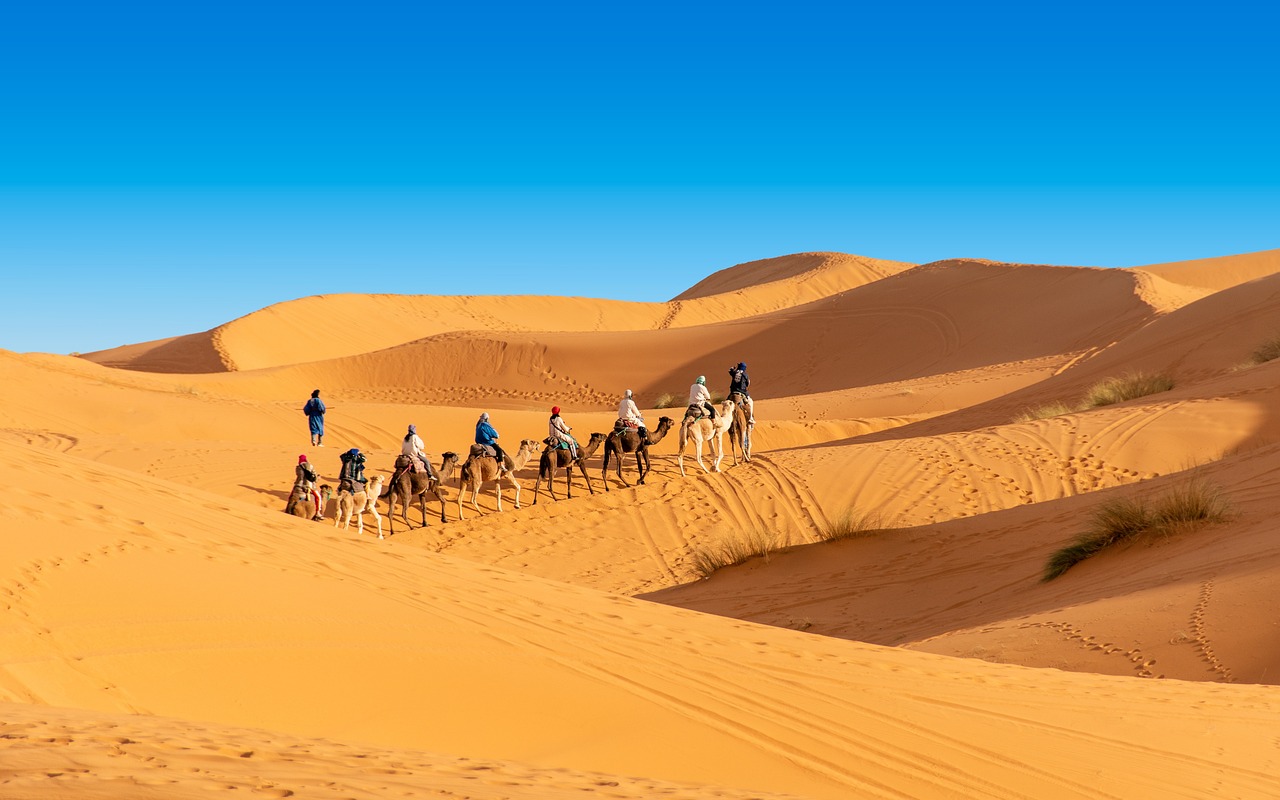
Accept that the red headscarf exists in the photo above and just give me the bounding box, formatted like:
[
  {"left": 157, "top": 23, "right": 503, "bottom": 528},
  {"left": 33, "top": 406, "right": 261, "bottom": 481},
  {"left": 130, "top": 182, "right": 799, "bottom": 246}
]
[
  {"left": 552, "top": 406, "right": 561, "bottom": 415},
  {"left": 298, "top": 454, "right": 308, "bottom": 464}
]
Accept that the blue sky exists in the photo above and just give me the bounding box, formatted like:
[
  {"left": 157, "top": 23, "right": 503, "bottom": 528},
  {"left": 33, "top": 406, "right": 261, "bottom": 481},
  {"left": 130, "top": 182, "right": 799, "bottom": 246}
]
[{"left": 2, "top": 1, "right": 1277, "bottom": 354}]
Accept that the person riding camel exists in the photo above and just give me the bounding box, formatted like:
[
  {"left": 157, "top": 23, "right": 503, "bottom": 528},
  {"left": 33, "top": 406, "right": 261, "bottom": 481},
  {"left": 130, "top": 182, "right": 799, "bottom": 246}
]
[
  {"left": 295, "top": 454, "right": 323, "bottom": 520},
  {"left": 727, "top": 361, "right": 755, "bottom": 428},
  {"left": 548, "top": 406, "right": 579, "bottom": 460},
  {"left": 475, "top": 412, "right": 507, "bottom": 469},
  {"left": 401, "top": 424, "right": 437, "bottom": 479},
  {"left": 617, "top": 389, "right": 648, "bottom": 441},
  {"left": 338, "top": 447, "right": 367, "bottom": 493},
  {"left": 688, "top": 375, "right": 716, "bottom": 420}
]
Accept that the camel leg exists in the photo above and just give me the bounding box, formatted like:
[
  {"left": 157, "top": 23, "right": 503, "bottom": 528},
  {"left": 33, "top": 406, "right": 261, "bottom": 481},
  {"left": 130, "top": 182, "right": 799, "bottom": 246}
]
[
  {"left": 694, "top": 439, "right": 710, "bottom": 474},
  {"left": 601, "top": 447, "right": 611, "bottom": 492},
  {"left": 637, "top": 449, "right": 649, "bottom": 484},
  {"left": 564, "top": 463, "right": 572, "bottom": 499},
  {"left": 633, "top": 451, "right": 644, "bottom": 485},
  {"left": 370, "top": 504, "right": 383, "bottom": 540},
  {"left": 578, "top": 460, "right": 594, "bottom": 494},
  {"left": 713, "top": 435, "right": 724, "bottom": 472},
  {"left": 436, "top": 488, "right": 448, "bottom": 523},
  {"left": 509, "top": 473, "right": 521, "bottom": 510}
]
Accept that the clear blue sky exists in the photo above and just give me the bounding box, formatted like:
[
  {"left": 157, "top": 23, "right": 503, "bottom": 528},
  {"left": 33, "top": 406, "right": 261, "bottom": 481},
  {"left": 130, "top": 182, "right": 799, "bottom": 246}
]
[{"left": 2, "top": 1, "right": 1277, "bottom": 354}]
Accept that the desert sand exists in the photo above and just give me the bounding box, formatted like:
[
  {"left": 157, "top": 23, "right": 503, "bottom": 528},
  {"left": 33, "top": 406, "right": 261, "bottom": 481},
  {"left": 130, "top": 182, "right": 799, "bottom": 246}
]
[{"left": 5, "top": 249, "right": 1280, "bottom": 798}]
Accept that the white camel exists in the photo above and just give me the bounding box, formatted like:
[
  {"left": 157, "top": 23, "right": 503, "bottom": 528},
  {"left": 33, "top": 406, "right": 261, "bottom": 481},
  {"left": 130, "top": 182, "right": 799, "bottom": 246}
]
[
  {"left": 334, "top": 475, "right": 386, "bottom": 539},
  {"left": 678, "top": 399, "right": 736, "bottom": 476}
]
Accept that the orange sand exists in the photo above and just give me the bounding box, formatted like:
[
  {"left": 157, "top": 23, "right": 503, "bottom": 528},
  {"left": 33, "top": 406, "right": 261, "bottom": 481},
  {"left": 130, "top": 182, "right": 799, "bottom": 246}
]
[{"left": 5, "top": 248, "right": 1280, "bottom": 798}]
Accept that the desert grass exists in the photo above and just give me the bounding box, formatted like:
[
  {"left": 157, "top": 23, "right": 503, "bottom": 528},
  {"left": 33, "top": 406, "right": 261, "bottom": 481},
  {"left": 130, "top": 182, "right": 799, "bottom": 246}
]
[
  {"left": 1043, "top": 481, "right": 1229, "bottom": 581},
  {"left": 817, "top": 507, "right": 888, "bottom": 542},
  {"left": 654, "top": 392, "right": 676, "bottom": 409},
  {"left": 1013, "top": 400, "right": 1077, "bottom": 423},
  {"left": 1082, "top": 372, "right": 1174, "bottom": 408},
  {"left": 1250, "top": 334, "right": 1280, "bottom": 365},
  {"left": 691, "top": 528, "right": 778, "bottom": 578}
]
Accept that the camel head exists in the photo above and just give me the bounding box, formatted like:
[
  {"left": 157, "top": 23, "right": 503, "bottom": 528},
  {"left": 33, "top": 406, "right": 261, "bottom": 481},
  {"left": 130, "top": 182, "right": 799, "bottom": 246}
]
[
  {"left": 517, "top": 438, "right": 540, "bottom": 457},
  {"left": 439, "top": 451, "right": 459, "bottom": 475},
  {"left": 585, "top": 431, "right": 606, "bottom": 452}
]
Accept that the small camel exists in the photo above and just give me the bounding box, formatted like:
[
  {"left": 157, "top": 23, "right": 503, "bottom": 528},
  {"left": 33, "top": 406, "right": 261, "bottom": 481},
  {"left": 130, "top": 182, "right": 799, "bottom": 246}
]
[
  {"left": 285, "top": 483, "right": 332, "bottom": 520},
  {"left": 725, "top": 391, "right": 753, "bottom": 466},
  {"left": 385, "top": 451, "right": 460, "bottom": 535},
  {"left": 677, "top": 400, "right": 735, "bottom": 476},
  {"left": 334, "top": 475, "right": 386, "bottom": 539},
  {"left": 457, "top": 438, "right": 539, "bottom": 521},
  {"left": 534, "top": 432, "right": 605, "bottom": 504},
  {"left": 602, "top": 416, "right": 674, "bottom": 490}
]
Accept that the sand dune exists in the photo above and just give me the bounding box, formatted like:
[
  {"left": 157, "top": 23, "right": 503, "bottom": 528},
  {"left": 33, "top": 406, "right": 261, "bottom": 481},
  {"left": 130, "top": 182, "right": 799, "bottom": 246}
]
[{"left": 8, "top": 248, "right": 1280, "bottom": 798}]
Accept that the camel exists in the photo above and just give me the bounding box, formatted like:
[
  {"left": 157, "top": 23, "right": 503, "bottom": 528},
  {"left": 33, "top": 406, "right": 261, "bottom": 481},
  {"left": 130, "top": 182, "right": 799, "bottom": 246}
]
[
  {"left": 384, "top": 451, "right": 460, "bottom": 535},
  {"left": 533, "top": 432, "right": 605, "bottom": 504},
  {"left": 285, "top": 483, "right": 332, "bottom": 520},
  {"left": 602, "top": 416, "right": 675, "bottom": 490},
  {"left": 725, "top": 391, "right": 753, "bottom": 466},
  {"left": 677, "top": 399, "right": 736, "bottom": 476},
  {"left": 334, "top": 475, "right": 386, "bottom": 539},
  {"left": 457, "top": 438, "right": 540, "bottom": 521}
]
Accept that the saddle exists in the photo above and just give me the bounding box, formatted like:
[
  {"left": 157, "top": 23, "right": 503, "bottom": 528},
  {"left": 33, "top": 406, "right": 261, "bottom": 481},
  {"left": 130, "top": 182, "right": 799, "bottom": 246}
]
[
  {"left": 613, "top": 417, "right": 638, "bottom": 432},
  {"left": 469, "top": 443, "right": 498, "bottom": 459},
  {"left": 684, "top": 403, "right": 712, "bottom": 422},
  {"left": 542, "top": 437, "right": 571, "bottom": 450}
]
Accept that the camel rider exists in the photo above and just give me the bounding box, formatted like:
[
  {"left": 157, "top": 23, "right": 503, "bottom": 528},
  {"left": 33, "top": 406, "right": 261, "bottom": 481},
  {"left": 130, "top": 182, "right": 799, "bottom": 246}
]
[
  {"left": 295, "top": 454, "right": 323, "bottom": 520},
  {"left": 688, "top": 375, "right": 716, "bottom": 420},
  {"left": 475, "top": 412, "right": 507, "bottom": 468},
  {"left": 727, "top": 361, "right": 755, "bottom": 427},
  {"left": 338, "top": 447, "right": 367, "bottom": 493},
  {"left": 618, "top": 389, "right": 649, "bottom": 441},
  {"left": 548, "top": 406, "right": 578, "bottom": 459},
  {"left": 401, "top": 424, "right": 437, "bottom": 478}
]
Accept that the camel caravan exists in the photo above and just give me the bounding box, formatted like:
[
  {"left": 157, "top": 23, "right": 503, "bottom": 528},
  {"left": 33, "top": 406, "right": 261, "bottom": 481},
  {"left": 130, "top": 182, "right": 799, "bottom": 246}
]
[{"left": 283, "top": 366, "right": 756, "bottom": 534}]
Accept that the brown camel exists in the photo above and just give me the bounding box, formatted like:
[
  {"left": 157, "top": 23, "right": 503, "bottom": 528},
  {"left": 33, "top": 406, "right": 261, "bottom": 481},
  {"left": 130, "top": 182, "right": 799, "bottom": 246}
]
[
  {"left": 334, "top": 475, "right": 387, "bottom": 539},
  {"left": 457, "top": 438, "right": 539, "bottom": 521},
  {"left": 384, "top": 451, "right": 460, "bottom": 535},
  {"left": 533, "top": 432, "right": 605, "bottom": 504},
  {"left": 285, "top": 483, "right": 332, "bottom": 520},
  {"left": 725, "top": 391, "right": 753, "bottom": 466},
  {"left": 602, "top": 416, "right": 674, "bottom": 490},
  {"left": 678, "top": 399, "right": 735, "bottom": 476}
]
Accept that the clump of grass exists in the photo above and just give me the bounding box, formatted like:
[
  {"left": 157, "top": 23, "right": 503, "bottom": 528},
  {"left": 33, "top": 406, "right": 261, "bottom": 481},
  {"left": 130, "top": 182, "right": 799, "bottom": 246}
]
[
  {"left": 176, "top": 384, "right": 201, "bottom": 395},
  {"left": 691, "top": 529, "right": 778, "bottom": 578},
  {"left": 1250, "top": 334, "right": 1280, "bottom": 365},
  {"left": 1082, "top": 372, "right": 1174, "bottom": 408},
  {"left": 817, "top": 508, "right": 888, "bottom": 542},
  {"left": 708, "top": 389, "right": 726, "bottom": 404},
  {"left": 1013, "top": 400, "right": 1077, "bottom": 423},
  {"left": 654, "top": 392, "right": 676, "bottom": 409},
  {"left": 1043, "top": 481, "right": 1229, "bottom": 581}
]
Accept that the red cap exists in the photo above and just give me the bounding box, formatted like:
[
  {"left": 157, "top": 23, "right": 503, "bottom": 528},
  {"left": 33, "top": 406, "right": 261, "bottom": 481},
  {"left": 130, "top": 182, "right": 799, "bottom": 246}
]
[
  {"left": 552, "top": 406, "right": 561, "bottom": 415},
  {"left": 298, "top": 454, "right": 308, "bottom": 463}
]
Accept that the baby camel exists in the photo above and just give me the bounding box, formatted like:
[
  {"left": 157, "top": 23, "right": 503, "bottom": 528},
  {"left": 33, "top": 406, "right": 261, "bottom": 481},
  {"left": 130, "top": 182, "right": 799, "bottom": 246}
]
[{"left": 334, "top": 475, "right": 386, "bottom": 539}]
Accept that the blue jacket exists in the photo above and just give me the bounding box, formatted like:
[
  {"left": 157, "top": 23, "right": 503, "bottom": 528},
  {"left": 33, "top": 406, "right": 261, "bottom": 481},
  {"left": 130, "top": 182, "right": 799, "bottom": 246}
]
[
  {"left": 304, "top": 397, "right": 326, "bottom": 416},
  {"left": 475, "top": 421, "right": 499, "bottom": 447},
  {"left": 729, "top": 367, "right": 750, "bottom": 396}
]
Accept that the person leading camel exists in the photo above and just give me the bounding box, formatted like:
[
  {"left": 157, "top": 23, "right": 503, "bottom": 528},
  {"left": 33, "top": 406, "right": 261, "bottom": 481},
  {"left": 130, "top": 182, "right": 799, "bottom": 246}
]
[
  {"left": 548, "top": 406, "right": 578, "bottom": 460},
  {"left": 401, "top": 424, "right": 437, "bottom": 479},
  {"left": 618, "top": 389, "right": 648, "bottom": 441},
  {"left": 304, "top": 389, "right": 326, "bottom": 447},
  {"left": 688, "top": 375, "right": 716, "bottom": 420},
  {"left": 727, "top": 361, "right": 755, "bottom": 428},
  {"left": 338, "top": 447, "right": 367, "bottom": 493},
  {"left": 475, "top": 412, "right": 507, "bottom": 468},
  {"left": 294, "top": 454, "right": 323, "bottom": 520}
]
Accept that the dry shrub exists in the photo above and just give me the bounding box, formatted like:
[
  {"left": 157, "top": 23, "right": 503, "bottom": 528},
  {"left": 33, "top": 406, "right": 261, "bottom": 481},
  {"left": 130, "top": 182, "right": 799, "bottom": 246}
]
[
  {"left": 1251, "top": 334, "right": 1280, "bottom": 365},
  {"left": 1013, "top": 400, "right": 1076, "bottom": 423},
  {"left": 1043, "top": 481, "right": 1229, "bottom": 581},
  {"left": 654, "top": 392, "right": 676, "bottom": 409},
  {"left": 1082, "top": 372, "right": 1174, "bottom": 408},
  {"left": 817, "top": 508, "right": 888, "bottom": 542},
  {"left": 691, "top": 528, "right": 778, "bottom": 578}
]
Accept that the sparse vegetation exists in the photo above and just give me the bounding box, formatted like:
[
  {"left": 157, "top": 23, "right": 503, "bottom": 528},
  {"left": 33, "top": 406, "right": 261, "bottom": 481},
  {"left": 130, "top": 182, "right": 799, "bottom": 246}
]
[
  {"left": 691, "top": 528, "right": 778, "bottom": 577},
  {"left": 1082, "top": 372, "right": 1174, "bottom": 408},
  {"left": 176, "top": 384, "right": 201, "bottom": 395},
  {"left": 817, "top": 508, "right": 888, "bottom": 542},
  {"left": 1250, "top": 334, "right": 1280, "bottom": 365},
  {"left": 1013, "top": 400, "right": 1077, "bottom": 423},
  {"left": 1043, "top": 481, "right": 1229, "bottom": 581},
  {"left": 654, "top": 392, "right": 676, "bottom": 409},
  {"left": 708, "top": 389, "right": 725, "bottom": 404}
]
